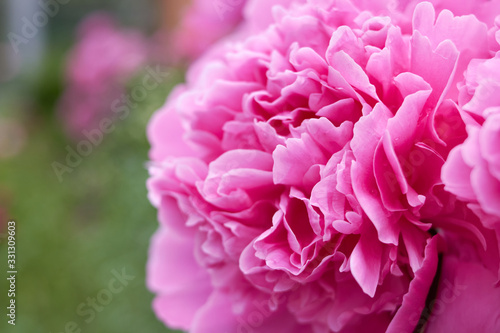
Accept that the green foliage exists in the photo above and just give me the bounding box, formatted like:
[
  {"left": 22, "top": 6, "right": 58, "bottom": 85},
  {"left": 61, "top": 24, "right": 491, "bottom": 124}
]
[{"left": 0, "top": 66, "right": 184, "bottom": 333}]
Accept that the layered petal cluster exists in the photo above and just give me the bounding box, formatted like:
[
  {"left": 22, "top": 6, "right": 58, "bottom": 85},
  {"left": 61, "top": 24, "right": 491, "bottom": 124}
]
[
  {"left": 165, "top": 0, "right": 500, "bottom": 62},
  {"left": 147, "top": 1, "right": 500, "bottom": 332},
  {"left": 441, "top": 56, "right": 500, "bottom": 313},
  {"left": 58, "top": 13, "right": 148, "bottom": 139},
  {"left": 443, "top": 54, "right": 500, "bottom": 232}
]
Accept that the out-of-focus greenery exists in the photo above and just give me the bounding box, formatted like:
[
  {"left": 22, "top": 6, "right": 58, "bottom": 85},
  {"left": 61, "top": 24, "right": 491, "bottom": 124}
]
[{"left": 0, "top": 20, "right": 184, "bottom": 333}]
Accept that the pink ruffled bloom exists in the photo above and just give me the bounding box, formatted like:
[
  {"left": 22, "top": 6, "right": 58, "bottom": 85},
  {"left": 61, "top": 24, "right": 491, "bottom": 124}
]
[
  {"left": 443, "top": 53, "right": 500, "bottom": 231},
  {"left": 147, "top": 1, "right": 500, "bottom": 332},
  {"left": 58, "top": 13, "right": 147, "bottom": 139},
  {"left": 168, "top": 0, "right": 500, "bottom": 62},
  {"left": 439, "top": 52, "right": 500, "bottom": 333}
]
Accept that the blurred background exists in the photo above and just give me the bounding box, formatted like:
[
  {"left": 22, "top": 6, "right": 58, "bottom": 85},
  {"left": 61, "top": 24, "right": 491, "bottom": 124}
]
[{"left": 0, "top": 1, "right": 195, "bottom": 332}]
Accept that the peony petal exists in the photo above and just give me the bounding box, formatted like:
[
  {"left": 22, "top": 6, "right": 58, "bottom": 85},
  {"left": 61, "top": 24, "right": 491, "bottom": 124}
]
[
  {"left": 425, "top": 256, "right": 500, "bottom": 333},
  {"left": 147, "top": 227, "right": 212, "bottom": 330},
  {"left": 386, "top": 236, "right": 439, "bottom": 333},
  {"left": 350, "top": 226, "right": 383, "bottom": 297},
  {"left": 441, "top": 146, "right": 476, "bottom": 201}
]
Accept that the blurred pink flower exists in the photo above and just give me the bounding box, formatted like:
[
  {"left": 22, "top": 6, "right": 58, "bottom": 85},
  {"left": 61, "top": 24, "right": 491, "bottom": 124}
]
[
  {"left": 167, "top": 0, "right": 247, "bottom": 61},
  {"left": 166, "top": 0, "right": 317, "bottom": 62},
  {"left": 147, "top": 1, "right": 500, "bottom": 332},
  {"left": 58, "top": 13, "right": 148, "bottom": 139}
]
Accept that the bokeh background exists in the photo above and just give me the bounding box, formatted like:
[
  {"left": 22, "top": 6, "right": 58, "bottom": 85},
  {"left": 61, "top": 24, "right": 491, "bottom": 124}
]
[{"left": 0, "top": 1, "right": 188, "bottom": 332}]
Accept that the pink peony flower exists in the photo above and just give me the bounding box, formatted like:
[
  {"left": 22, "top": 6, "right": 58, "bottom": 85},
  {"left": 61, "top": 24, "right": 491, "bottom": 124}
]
[
  {"left": 443, "top": 54, "right": 500, "bottom": 231},
  {"left": 147, "top": 1, "right": 500, "bottom": 332},
  {"left": 58, "top": 13, "right": 148, "bottom": 139},
  {"left": 167, "top": 0, "right": 500, "bottom": 62}
]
